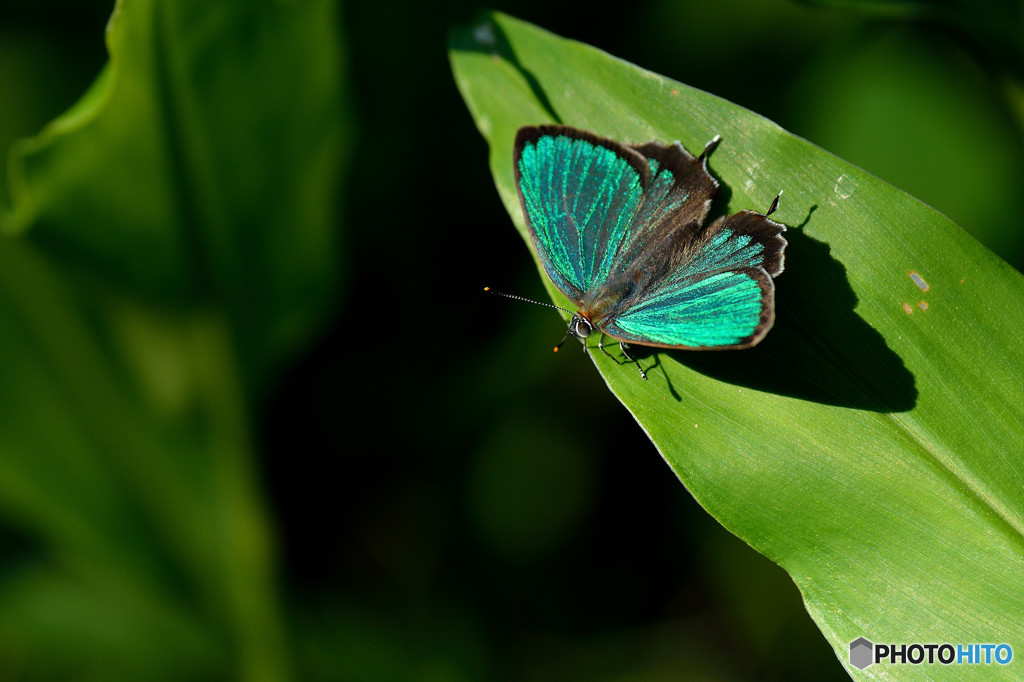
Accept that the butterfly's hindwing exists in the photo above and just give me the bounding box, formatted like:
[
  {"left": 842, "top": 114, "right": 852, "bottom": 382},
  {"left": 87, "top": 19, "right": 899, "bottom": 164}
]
[
  {"left": 602, "top": 209, "right": 786, "bottom": 349},
  {"left": 604, "top": 268, "right": 772, "bottom": 348}
]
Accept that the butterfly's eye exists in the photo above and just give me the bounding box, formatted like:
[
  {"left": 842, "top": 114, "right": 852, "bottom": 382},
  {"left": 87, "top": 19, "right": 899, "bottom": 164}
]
[{"left": 570, "top": 314, "right": 592, "bottom": 339}]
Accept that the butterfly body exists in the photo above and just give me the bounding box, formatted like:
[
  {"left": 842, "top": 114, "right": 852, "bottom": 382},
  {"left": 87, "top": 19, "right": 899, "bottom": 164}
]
[{"left": 513, "top": 125, "right": 787, "bottom": 376}]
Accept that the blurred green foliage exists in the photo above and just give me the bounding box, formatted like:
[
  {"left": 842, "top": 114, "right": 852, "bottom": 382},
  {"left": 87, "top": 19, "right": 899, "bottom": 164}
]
[
  {"left": 0, "top": 0, "right": 345, "bottom": 679},
  {"left": 0, "top": 0, "right": 1021, "bottom": 680}
]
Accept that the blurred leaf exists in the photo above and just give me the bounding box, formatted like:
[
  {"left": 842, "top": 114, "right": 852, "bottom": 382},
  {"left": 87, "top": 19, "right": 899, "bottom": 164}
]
[
  {"left": 451, "top": 12, "right": 1024, "bottom": 679},
  {"left": 6, "top": 0, "right": 347, "bottom": 393},
  {"left": 0, "top": 0, "right": 346, "bottom": 679},
  {"left": 797, "top": 0, "right": 1024, "bottom": 80},
  {"left": 786, "top": 27, "right": 1024, "bottom": 269}
]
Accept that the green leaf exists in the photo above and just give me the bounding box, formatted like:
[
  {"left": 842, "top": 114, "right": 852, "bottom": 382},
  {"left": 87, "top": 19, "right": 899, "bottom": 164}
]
[
  {"left": 451, "top": 12, "right": 1024, "bottom": 678},
  {"left": 0, "top": 0, "right": 346, "bottom": 679}
]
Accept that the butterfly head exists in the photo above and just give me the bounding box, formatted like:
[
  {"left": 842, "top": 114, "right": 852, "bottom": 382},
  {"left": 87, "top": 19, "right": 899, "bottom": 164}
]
[
  {"left": 553, "top": 312, "right": 593, "bottom": 353},
  {"left": 568, "top": 312, "right": 593, "bottom": 340}
]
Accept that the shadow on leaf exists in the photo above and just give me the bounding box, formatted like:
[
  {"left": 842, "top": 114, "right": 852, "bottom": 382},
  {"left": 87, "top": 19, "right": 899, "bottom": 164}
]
[
  {"left": 650, "top": 207, "right": 917, "bottom": 412},
  {"left": 449, "top": 13, "right": 562, "bottom": 123}
]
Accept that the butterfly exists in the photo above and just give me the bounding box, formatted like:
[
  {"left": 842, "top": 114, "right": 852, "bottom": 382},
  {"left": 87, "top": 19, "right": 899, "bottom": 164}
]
[{"left": 511, "top": 125, "right": 787, "bottom": 380}]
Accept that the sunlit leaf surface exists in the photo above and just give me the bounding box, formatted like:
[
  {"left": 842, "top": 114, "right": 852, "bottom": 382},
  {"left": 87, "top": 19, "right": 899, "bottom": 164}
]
[{"left": 451, "top": 12, "right": 1024, "bottom": 679}]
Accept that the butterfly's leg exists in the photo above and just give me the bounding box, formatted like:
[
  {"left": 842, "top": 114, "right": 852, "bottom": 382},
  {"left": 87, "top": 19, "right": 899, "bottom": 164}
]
[
  {"left": 618, "top": 342, "right": 648, "bottom": 381},
  {"left": 598, "top": 333, "right": 619, "bottom": 361}
]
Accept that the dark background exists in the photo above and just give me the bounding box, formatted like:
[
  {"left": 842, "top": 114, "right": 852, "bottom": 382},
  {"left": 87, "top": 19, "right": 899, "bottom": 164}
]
[{"left": 1, "top": 0, "right": 1021, "bottom": 679}]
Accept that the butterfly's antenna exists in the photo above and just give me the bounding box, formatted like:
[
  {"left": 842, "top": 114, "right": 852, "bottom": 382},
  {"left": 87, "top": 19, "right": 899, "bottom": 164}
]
[
  {"left": 483, "top": 287, "right": 575, "bottom": 314},
  {"left": 766, "top": 189, "right": 783, "bottom": 217},
  {"left": 484, "top": 287, "right": 577, "bottom": 354}
]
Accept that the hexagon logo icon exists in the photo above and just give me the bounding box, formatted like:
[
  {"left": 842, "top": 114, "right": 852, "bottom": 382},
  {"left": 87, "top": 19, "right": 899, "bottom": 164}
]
[{"left": 850, "top": 637, "right": 874, "bottom": 670}]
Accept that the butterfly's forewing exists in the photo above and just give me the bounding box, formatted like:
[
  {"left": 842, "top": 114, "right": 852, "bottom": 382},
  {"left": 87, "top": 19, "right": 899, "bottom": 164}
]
[
  {"left": 617, "top": 139, "right": 719, "bottom": 262},
  {"left": 602, "top": 209, "right": 787, "bottom": 349},
  {"left": 514, "top": 126, "right": 652, "bottom": 302}
]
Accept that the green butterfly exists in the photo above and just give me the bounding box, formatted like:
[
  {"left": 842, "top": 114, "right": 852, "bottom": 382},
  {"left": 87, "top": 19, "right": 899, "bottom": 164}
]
[{"left": 513, "top": 125, "right": 787, "bottom": 379}]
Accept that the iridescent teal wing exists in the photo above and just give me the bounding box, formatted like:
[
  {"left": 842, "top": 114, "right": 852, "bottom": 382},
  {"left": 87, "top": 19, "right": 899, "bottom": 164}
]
[
  {"left": 600, "top": 208, "right": 787, "bottom": 349},
  {"left": 513, "top": 126, "right": 717, "bottom": 303}
]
